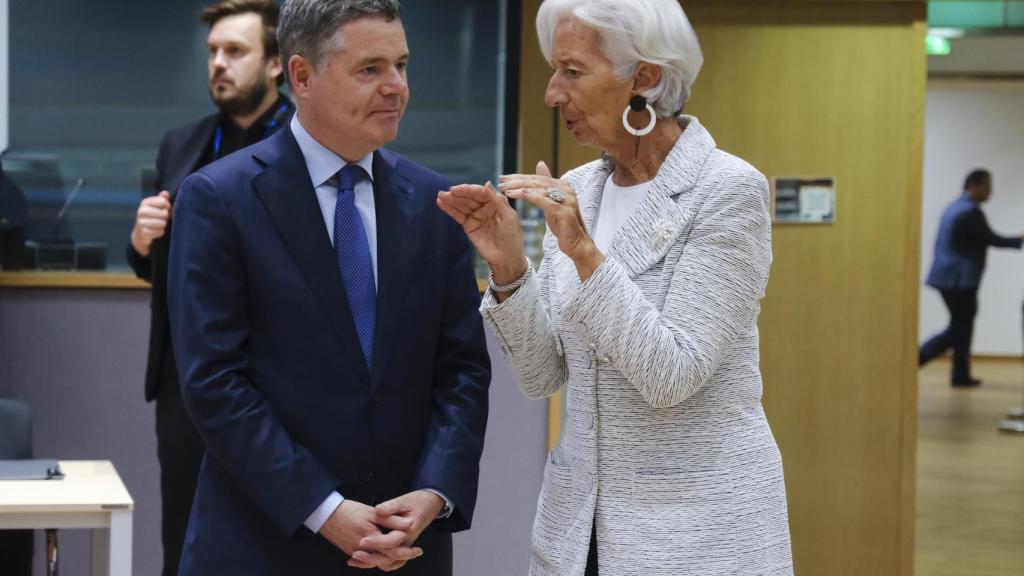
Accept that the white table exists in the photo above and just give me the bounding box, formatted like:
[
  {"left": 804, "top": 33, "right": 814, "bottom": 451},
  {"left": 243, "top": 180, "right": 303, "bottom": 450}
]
[{"left": 0, "top": 460, "right": 134, "bottom": 575}]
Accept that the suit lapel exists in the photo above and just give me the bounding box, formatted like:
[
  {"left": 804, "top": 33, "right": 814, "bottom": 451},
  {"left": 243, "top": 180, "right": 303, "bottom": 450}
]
[
  {"left": 168, "top": 115, "right": 219, "bottom": 197},
  {"left": 159, "top": 116, "right": 219, "bottom": 300},
  {"left": 605, "top": 116, "right": 716, "bottom": 279},
  {"left": 577, "top": 157, "right": 610, "bottom": 235},
  {"left": 369, "top": 151, "right": 418, "bottom": 388},
  {"left": 251, "top": 130, "right": 371, "bottom": 386}
]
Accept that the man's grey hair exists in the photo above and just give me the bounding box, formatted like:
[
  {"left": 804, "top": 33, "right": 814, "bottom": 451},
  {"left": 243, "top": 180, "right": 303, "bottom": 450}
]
[
  {"left": 536, "top": 0, "right": 703, "bottom": 117},
  {"left": 278, "top": 0, "right": 402, "bottom": 73}
]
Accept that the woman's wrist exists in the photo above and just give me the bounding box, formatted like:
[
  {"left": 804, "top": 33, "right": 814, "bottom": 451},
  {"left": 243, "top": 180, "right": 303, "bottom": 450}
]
[
  {"left": 490, "top": 255, "right": 529, "bottom": 286},
  {"left": 489, "top": 256, "right": 532, "bottom": 304},
  {"left": 571, "top": 240, "right": 604, "bottom": 282}
]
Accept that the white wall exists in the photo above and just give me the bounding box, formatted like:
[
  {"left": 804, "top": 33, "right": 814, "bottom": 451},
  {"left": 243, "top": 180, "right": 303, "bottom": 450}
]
[
  {"left": 1, "top": 0, "right": 8, "bottom": 153},
  {"left": 929, "top": 36, "right": 1024, "bottom": 76},
  {"left": 920, "top": 81, "right": 1024, "bottom": 355}
]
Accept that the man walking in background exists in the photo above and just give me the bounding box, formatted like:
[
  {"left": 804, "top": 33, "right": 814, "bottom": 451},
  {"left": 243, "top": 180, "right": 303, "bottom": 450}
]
[
  {"left": 920, "top": 169, "right": 1024, "bottom": 386},
  {"left": 126, "top": 2, "right": 292, "bottom": 573}
]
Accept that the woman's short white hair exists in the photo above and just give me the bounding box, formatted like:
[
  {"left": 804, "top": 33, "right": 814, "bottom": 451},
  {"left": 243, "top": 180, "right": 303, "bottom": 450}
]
[{"left": 537, "top": 0, "right": 703, "bottom": 117}]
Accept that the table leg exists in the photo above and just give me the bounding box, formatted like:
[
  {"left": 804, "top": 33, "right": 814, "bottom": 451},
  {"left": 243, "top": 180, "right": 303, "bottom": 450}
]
[
  {"left": 90, "top": 525, "right": 108, "bottom": 576},
  {"left": 90, "top": 511, "right": 132, "bottom": 576},
  {"left": 46, "top": 529, "right": 59, "bottom": 576},
  {"left": 109, "top": 511, "right": 133, "bottom": 576}
]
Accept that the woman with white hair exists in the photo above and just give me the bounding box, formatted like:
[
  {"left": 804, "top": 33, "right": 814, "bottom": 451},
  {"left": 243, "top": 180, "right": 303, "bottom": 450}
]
[{"left": 438, "top": 0, "right": 793, "bottom": 574}]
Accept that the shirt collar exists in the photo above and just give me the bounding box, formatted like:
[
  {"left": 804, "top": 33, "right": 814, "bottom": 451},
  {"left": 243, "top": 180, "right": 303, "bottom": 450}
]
[{"left": 290, "top": 114, "right": 375, "bottom": 189}]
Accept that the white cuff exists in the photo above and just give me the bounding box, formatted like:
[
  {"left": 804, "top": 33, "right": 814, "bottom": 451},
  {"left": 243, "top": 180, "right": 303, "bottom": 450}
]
[
  {"left": 304, "top": 491, "right": 344, "bottom": 533},
  {"left": 422, "top": 488, "right": 455, "bottom": 519}
]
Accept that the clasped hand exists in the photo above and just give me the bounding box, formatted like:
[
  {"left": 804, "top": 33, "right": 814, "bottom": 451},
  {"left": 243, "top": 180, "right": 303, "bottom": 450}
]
[{"left": 320, "top": 490, "right": 444, "bottom": 572}]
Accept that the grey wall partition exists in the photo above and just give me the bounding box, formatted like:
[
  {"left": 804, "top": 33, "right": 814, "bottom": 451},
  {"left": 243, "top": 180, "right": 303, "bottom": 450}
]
[
  {"left": 0, "top": 288, "right": 159, "bottom": 576},
  {"left": 0, "top": 288, "right": 546, "bottom": 576}
]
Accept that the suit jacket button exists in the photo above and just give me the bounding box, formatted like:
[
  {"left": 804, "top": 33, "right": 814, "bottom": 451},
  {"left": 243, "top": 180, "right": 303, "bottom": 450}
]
[
  {"left": 372, "top": 394, "right": 383, "bottom": 405},
  {"left": 361, "top": 472, "right": 376, "bottom": 484},
  {"left": 583, "top": 472, "right": 594, "bottom": 494}
]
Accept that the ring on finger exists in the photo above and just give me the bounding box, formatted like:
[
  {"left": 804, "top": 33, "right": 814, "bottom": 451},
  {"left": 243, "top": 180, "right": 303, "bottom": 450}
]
[{"left": 545, "top": 187, "right": 565, "bottom": 203}]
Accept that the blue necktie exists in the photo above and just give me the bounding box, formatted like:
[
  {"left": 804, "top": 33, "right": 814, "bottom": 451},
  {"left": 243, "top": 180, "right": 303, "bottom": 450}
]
[{"left": 334, "top": 164, "right": 376, "bottom": 369}]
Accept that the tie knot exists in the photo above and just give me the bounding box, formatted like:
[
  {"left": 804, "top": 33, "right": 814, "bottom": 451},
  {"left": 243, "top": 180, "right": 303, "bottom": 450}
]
[{"left": 338, "top": 163, "right": 367, "bottom": 193}]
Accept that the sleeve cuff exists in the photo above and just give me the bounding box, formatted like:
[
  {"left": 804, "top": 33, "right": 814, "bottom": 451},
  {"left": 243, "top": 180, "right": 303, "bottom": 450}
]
[
  {"left": 422, "top": 488, "right": 455, "bottom": 519},
  {"left": 303, "top": 491, "right": 344, "bottom": 533},
  {"left": 480, "top": 266, "right": 534, "bottom": 312},
  {"left": 561, "top": 257, "right": 619, "bottom": 329}
]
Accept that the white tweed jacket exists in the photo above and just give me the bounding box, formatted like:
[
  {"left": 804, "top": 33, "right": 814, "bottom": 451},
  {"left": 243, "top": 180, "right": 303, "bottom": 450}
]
[{"left": 481, "top": 116, "right": 793, "bottom": 576}]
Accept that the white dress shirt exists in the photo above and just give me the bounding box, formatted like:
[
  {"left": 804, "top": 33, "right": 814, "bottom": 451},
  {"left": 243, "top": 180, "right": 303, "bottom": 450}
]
[
  {"left": 291, "top": 114, "right": 378, "bottom": 284},
  {"left": 290, "top": 114, "right": 452, "bottom": 533}
]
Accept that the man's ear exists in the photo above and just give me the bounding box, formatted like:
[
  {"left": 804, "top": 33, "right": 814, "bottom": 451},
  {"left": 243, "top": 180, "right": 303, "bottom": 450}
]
[{"left": 288, "top": 54, "right": 314, "bottom": 97}]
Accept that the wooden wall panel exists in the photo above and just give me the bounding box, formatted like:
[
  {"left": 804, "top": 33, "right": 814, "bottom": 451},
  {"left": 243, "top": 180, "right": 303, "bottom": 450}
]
[
  {"left": 518, "top": 0, "right": 556, "bottom": 177},
  {"left": 682, "top": 5, "right": 925, "bottom": 574}
]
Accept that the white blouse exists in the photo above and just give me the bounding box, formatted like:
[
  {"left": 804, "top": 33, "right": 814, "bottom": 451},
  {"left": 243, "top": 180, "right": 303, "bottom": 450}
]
[{"left": 592, "top": 175, "right": 651, "bottom": 252}]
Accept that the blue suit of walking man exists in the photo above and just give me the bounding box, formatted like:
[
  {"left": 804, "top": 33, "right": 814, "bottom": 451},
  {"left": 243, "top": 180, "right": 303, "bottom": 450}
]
[
  {"left": 920, "top": 169, "right": 1022, "bottom": 386},
  {"left": 167, "top": 1, "right": 490, "bottom": 574}
]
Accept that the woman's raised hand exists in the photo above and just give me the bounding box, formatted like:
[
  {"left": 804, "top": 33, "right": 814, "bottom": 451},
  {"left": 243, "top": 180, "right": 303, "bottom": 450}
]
[
  {"left": 437, "top": 181, "right": 527, "bottom": 284},
  {"left": 499, "top": 161, "right": 603, "bottom": 280}
]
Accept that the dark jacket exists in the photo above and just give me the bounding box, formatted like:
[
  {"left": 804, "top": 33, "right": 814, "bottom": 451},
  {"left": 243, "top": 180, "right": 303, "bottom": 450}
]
[
  {"left": 0, "top": 163, "right": 28, "bottom": 225},
  {"left": 128, "top": 98, "right": 294, "bottom": 401},
  {"left": 926, "top": 195, "right": 1022, "bottom": 290},
  {"left": 127, "top": 113, "right": 220, "bottom": 401}
]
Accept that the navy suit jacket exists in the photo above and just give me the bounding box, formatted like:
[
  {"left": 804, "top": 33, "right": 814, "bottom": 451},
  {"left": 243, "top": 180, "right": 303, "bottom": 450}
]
[
  {"left": 167, "top": 127, "right": 490, "bottom": 575},
  {"left": 926, "top": 195, "right": 1022, "bottom": 290}
]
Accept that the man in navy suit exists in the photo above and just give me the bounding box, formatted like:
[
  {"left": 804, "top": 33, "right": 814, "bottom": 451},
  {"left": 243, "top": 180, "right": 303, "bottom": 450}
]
[
  {"left": 167, "top": 1, "right": 490, "bottom": 574},
  {"left": 920, "top": 169, "right": 1023, "bottom": 386},
  {"left": 127, "top": 2, "right": 293, "bottom": 574}
]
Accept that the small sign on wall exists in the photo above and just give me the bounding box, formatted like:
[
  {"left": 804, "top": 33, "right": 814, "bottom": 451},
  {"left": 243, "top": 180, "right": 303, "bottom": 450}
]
[{"left": 772, "top": 177, "right": 836, "bottom": 224}]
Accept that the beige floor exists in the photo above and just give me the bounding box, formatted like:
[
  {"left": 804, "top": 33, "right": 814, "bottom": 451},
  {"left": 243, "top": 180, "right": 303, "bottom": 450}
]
[{"left": 916, "top": 358, "right": 1024, "bottom": 576}]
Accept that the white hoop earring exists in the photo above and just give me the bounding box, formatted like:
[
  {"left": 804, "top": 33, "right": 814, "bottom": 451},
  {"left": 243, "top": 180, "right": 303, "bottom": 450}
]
[{"left": 622, "top": 103, "right": 656, "bottom": 137}]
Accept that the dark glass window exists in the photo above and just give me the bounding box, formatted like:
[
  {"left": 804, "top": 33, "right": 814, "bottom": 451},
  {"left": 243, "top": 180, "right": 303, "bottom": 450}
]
[{"left": 1, "top": 0, "right": 511, "bottom": 272}]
